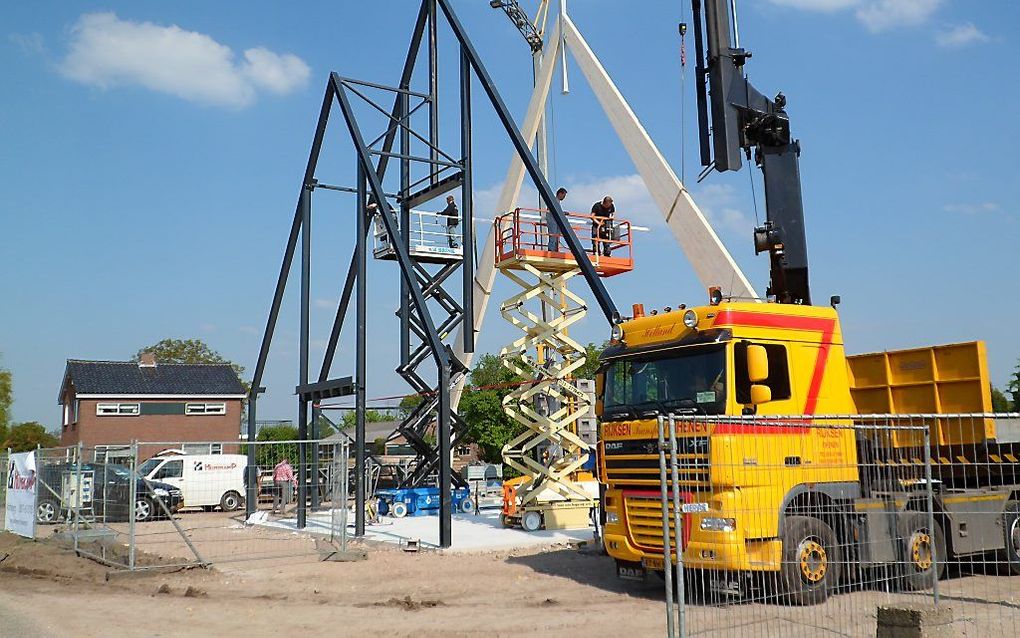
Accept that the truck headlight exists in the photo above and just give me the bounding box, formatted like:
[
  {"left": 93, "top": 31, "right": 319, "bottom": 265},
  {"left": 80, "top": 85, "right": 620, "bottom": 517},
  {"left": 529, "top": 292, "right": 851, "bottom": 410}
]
[
  {"left": 683, "top": 310, "right": 698, "bottom": 329},
  {"left": 610, "top": 324, "right": 624, "bottom": 342},
  {"left": 152, "top": 488, "right": 169, "bottom": 497},
  {"left": 606, "top": 511, "right": 619, "bottom": 524},
  {"left": 700, "top": 517, "right": 736, "bottom": 532}
]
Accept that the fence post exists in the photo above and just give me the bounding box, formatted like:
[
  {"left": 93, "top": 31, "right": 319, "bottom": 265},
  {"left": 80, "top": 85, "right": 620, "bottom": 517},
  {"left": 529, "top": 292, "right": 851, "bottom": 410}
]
[
  {"left": 667, "top": 414, "right": 686, "bottom": 638},
  {"left": 128, "top": 440, "right": 137, "bottom": 570},
  {"left": 657, "top": 415, "right": 677, "bottom": 638},
  {"left": 74, "top": 442, "right": 83, "bottom": 556},
  {"left": 921, "top": 417, "right": 939, "bottom": 606}
]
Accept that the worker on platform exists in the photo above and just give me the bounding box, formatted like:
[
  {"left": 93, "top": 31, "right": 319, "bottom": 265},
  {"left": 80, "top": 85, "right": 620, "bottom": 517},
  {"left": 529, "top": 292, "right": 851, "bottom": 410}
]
[
  {"left": 544, "top": 187, "right": 568, "bottom": 252},
  {"left": 590, "top": 196, "right": 615, "bottom": 256},
  {"left": 441, "top": 195, "right": 460, "bottom": 248}
]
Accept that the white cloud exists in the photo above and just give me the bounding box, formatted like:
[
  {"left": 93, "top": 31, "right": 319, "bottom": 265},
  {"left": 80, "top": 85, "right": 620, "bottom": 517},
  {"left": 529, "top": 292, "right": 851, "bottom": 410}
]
[
  {"left": 935, "top": 23, "right": 990, "bottom": 48},
  {"left": 943, "top": 202, "right": 1000, "bottom": 216},
  {"left": 688, "top": 183, "right": 754, "bottom": 235},
  {"left": 767, "top": 0, "right": 942, "bottom": 33},
  {"left": 855, "top": 0, "right": 942, "bottom": 33},
  {"left": 59, "top": 12, "right": 310, "bottom": 108},
  {"left": 241, "top": 47, "right": 310, "bottom": 94}
]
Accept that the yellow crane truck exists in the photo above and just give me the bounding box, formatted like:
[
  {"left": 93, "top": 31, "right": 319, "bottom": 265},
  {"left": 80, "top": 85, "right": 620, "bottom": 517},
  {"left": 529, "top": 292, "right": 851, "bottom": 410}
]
[
  {"left": 596, "top": 299, "right": 1018, "bottom": 603},
  {"left": 590, "top": 0, "right": 1018, "bottom": 604}
]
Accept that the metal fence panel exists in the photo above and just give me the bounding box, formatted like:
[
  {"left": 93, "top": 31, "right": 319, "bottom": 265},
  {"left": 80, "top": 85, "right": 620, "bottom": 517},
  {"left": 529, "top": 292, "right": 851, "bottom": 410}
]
[{"left": 627, "top": 413, "right": 1020, "bottom": 637}]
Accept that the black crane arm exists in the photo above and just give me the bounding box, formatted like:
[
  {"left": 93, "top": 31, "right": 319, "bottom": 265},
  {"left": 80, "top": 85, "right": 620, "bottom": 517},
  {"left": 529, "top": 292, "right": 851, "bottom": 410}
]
[{"left": 692, "top": 0, "right": 810, "bottom": 305}]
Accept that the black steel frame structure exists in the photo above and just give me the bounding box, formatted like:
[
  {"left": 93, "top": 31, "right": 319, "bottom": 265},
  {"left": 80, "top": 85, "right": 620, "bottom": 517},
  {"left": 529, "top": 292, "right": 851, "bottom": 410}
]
[{"left": 246, "top": 0, "right": 618, "bottom": 548}]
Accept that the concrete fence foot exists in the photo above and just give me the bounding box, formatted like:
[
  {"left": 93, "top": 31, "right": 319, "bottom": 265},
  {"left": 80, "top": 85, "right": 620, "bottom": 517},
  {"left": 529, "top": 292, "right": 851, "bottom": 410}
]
[{"left": 876, "top": 604, "right": 954, "bottom": 638}]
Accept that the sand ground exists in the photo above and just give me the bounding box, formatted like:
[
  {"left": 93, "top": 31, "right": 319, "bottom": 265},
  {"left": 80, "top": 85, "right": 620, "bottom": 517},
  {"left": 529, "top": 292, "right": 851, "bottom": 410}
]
[{"left": 1, "top": 511, "right": 1018, "bottom": 637}]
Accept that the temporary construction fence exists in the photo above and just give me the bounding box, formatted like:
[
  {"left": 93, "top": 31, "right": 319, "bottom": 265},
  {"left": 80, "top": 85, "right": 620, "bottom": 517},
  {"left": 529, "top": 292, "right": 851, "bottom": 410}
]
[
  {"left": 30, "top": 439, "right": 354, "bottom": 570},
  {"left": 632, "top": 413, "right": 1020, "bottom": 637}
]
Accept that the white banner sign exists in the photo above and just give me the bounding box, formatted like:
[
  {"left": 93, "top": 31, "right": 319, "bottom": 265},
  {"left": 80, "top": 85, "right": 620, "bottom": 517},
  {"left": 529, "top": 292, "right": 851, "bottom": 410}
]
[{"left": 5, "top": 451, "right": 38, "bottom": 538}]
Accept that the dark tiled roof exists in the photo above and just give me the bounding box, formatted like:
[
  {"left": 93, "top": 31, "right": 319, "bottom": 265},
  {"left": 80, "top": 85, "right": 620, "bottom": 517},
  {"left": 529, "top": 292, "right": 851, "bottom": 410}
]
[{"left": 60, "top": 360, "right": 245, "bottom": 401}]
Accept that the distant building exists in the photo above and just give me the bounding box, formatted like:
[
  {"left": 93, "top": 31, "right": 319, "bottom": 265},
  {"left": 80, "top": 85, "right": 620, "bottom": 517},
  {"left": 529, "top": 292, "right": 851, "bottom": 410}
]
[{"left": 58, "top": 353, "right": 246, "bottom": 462}]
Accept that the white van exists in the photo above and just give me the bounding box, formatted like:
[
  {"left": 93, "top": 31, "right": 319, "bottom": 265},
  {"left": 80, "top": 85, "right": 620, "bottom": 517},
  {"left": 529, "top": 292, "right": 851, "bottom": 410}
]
[{"left": 138, "top": 452, "right": 246, "bottom": 511}]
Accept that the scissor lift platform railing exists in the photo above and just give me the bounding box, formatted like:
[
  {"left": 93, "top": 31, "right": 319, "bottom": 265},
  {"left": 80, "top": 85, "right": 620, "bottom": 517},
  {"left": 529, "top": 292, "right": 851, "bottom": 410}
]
[{"left": 495, "top": 208, "right": 634, "bottom": 276}]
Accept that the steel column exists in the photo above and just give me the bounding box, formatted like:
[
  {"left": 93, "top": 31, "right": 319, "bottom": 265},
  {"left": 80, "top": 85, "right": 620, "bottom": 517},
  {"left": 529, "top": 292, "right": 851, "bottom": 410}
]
[
  {"left": 428, "top": 0, "right": 439, "bottom": 186},
  {"left": 355, "top": 163, "right": 368, "bottom": 537},
  {"left": 460, "top": 46, "right": 475, "bottom": 355},
  {"left": 297, "top": 184, "right": 311, "bottom": 529}
]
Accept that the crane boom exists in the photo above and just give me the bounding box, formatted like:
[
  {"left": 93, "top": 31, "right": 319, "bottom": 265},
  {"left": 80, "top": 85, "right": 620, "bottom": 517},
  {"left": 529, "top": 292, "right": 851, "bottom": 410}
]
[
  {"left": 488, "top": 0, "right": 548, "bottom": 52},
  {"left": 693, "top": 0, "right": 810, "bottom": 305}
]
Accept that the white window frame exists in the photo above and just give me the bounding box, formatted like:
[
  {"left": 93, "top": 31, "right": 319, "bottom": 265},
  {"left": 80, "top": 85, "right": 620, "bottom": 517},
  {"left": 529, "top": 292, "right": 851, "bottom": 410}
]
[
  {"left": 185, "top": 402, "right": 227, "bottom": 416},
  {"left": 210, "top": 443, "right": 223, "bottom": 454},
  {"left": 96, "top": 402, "right": 140, "bottom": 416}
]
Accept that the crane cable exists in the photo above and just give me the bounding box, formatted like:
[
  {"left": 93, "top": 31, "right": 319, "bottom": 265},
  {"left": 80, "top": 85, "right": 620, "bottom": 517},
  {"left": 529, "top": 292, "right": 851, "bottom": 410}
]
[{"left": 679, "top": 20, "right": 687, "bottom": 185}]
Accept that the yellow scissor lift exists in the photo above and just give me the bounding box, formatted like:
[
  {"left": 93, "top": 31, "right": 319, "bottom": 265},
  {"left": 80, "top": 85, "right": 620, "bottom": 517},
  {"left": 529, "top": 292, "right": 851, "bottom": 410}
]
[{"left": 495, "top": 207, "right": 633, "bottom": 531}]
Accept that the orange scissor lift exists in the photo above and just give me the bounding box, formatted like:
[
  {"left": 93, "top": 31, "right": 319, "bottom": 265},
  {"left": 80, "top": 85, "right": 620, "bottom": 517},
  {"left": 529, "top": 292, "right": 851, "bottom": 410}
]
[{"left": 495, "top": 208, "right": 633, "bottom": 531}]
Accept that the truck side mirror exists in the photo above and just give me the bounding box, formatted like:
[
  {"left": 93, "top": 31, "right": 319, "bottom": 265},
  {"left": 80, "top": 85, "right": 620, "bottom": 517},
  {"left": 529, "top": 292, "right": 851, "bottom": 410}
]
[
  {"left": 750, "top": 384, "right": 772, "bottom": 405},
  {"left": 747, "top": 344, "right": 769, "bottom": 383},
  {"left": 594, "top": 372, "right": 605, "bottom": 418}
]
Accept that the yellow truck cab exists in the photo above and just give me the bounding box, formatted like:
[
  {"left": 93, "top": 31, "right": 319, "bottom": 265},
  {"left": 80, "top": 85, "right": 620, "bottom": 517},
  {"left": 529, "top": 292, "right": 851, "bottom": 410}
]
[{"left": 597, "top": 299, "right": 1014, "bottom": 604}]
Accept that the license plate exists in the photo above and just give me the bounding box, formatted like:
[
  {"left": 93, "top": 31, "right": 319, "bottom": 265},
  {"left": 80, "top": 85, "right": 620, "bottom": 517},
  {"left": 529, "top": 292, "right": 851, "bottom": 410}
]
[{"left": 642, "top": 556, "right": 665, "bottom": 571}]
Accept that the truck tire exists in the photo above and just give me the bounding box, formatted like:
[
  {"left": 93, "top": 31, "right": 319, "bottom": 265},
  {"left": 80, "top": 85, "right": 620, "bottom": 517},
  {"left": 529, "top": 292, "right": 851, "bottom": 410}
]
[
  {"left": 780, "top": 515, "right": 840, "bottom": 605},
  {"left": 220, "top": 491, "right": 243, "bottom": 512},
  {"left": 898, "top": 511, "right": 946, "bottom": 591},
  {"left": 1001, "top": 502, "right": 1020, "bottom": 575},
  {"left": 391, "top": 501, "right": 408, "bottom": 518}
]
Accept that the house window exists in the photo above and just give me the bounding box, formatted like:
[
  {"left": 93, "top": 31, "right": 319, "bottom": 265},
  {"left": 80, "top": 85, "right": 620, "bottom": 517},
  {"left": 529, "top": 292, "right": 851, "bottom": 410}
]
[
  {"left": 186, "top": 402, "right": 227, "bottom": 416},
  {"left": 211, "top": 443, "right": 223, "bottom": 454},
  {"left": 96, "top": 403, "right": 141, "bottom": 416},
  {"left": 456, "top": 445, "right": 472, "bottom": 456}
]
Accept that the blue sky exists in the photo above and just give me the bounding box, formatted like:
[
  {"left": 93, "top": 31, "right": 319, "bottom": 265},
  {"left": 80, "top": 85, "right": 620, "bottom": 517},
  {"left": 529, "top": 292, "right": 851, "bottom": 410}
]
[{"left": 1, "top": 1, "right": 1017, "bottom": 427}]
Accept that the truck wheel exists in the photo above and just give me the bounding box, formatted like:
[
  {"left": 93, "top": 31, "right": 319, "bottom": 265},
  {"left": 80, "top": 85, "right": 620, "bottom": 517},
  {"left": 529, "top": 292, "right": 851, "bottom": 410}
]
[
  {"left": 391, "top": 502, "right": 408, "bottom": 518},
  {"left": 1001, "top": 502, "right": 1020, "bottom": 575},
  {"left": 135, "top": 497, "right": 154, "bottom": 523},
  {"left": 220, "top": 491, "right": 243, "bottom": 512},
  {"left": 780, "top": 515, "right": 840, "bottom": 605},
  {"left": 898, "top": 511, "right": 946, "bottom": 590},
  {"left": 460, "top": 498, "right": 475, "bottom": 514}
]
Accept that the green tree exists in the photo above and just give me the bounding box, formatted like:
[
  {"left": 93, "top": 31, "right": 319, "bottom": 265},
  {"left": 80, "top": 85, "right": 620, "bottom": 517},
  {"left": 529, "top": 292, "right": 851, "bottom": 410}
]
[
  {"left": 134, "top": 338, "right": 249, "bottom": 394},
  {"left": 398, "top": 394, "right": 425, "bottom": 418},
  {"left": 1008, "top": 360, "right": 1020, "bottom": 412},
  {"left": 340, "top": 409, "right": 392, "bottom": 430},
  {"left": 459, "top": 353, "right": 525, "bottom": 464},
  {"left": 251, "top": 424, "right": 299, "bottom": 468},
  {"left": 575, "top": 341, "right": 609, "bottom": 380},
  {"left": 991, "top": 385, "right": 1011, "bottom": 412},
  {"left": 3, "top": 422, "right": 58, "bottom": 453},
  {"left": 0, "top": 361, "right": 11, "bottom": 446}
]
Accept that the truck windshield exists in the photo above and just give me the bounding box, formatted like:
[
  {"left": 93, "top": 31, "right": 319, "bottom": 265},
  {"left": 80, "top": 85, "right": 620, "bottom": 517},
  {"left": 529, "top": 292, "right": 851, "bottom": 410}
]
[{"left": 603, "top": 344, "right": 726, "bottom": 418}]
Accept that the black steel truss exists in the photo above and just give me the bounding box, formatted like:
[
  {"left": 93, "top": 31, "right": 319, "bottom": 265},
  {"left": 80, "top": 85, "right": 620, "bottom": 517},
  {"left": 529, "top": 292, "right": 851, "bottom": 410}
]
[{"left": 246, "top": 0, "right": 619, "bottom": 549}]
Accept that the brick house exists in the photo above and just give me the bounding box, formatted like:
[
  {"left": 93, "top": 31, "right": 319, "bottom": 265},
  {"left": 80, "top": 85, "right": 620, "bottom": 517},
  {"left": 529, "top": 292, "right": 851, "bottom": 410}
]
[{"left": 58, "top": 353, "right": 246, "bottom": 461}]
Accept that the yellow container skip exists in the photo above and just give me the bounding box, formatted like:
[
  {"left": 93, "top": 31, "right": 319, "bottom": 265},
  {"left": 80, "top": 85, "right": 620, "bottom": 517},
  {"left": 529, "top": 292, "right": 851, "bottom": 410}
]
[{"left": 847, "top": 341, "right": 994, "bottom": 447}]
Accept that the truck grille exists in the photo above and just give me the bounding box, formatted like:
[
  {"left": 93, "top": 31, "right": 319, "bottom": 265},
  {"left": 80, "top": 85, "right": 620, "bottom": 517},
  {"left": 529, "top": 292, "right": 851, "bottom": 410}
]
[
  {"left": 602, "top": 437, "right": 709, "bottom": 488},
  {"left": 624, "top": 493, "right": 690, "bottom": 551}
]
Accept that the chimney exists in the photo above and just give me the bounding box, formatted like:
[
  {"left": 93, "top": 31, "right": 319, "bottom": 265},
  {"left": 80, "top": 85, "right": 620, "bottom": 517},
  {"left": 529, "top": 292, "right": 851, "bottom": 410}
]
[{"left": 139, "top": 352, "right": 157, "bottom": 368}]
